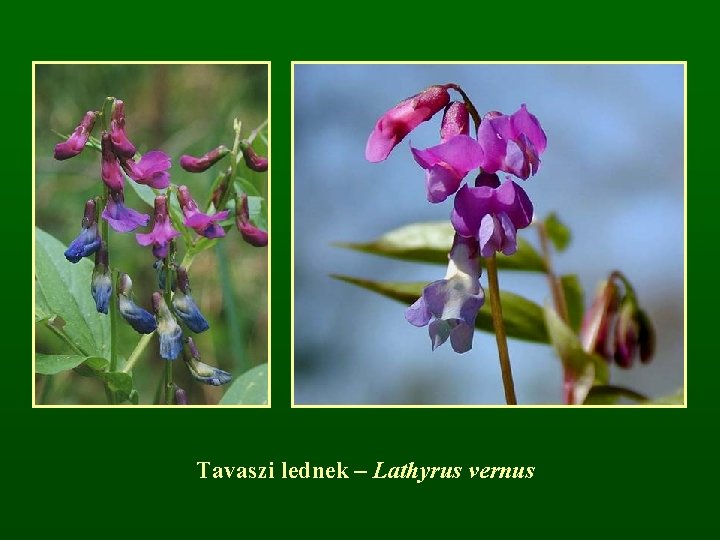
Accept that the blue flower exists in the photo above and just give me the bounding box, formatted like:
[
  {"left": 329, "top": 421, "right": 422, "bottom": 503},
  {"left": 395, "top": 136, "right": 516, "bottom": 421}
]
[
  {"left": 64, "top": 199, "right": 101, "bottom": 263},
  {"left": 91, "top": 242, "right": 112, "bottom": 314},
  {"left": 152, "top": 292, "right": 183, "bottom": 360},
  {"left": 183, "top": 337, "right": 231, "bottom": 386},
  {"left": 117, "top": 273, "right": 157, "bottom": 334},
  {"left": 171, "top": 266, "right": 209, "bottom": 333}
]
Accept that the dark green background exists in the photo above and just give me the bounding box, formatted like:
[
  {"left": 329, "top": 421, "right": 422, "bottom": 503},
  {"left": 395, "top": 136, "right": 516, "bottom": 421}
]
[{"left": 15, "top": 22, "right": 705, "bottom": 532}]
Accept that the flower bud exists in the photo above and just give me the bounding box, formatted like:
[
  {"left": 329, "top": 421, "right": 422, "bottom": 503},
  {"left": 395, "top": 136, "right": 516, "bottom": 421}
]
[
  {"left": 579, "top": 280, "right": 619, "bottom": 359},
  {"left": 64, "top": 199, "right": 101, "bottom": 263},
  {"left": 613, "top": 301, "right": 639, "bottom": 369},
  {"left": 153, "top": 259, "right": 175, "bottom": 291},
  {"left": 174, "top": 384, "right": 188, "bottom": 405},
  {"left": 179, "top": 145, "right": 230, "bottom": 172},
  {"left": 440, "top": 102, "right": 470, "bottom": 142},
  {"left": 637, "top": 309, "right": 655, "bottom": 364},
  {"left": 152, "top": 292, "right": 183, "bottom": 360},
  {"left": 101, "top": 133, "right": 125, "bottom": 191},
  {"left": 239, "top": 142, "right": 268, "bottom": 172},
  {"left": 91, "top": 241, "right": 112, "bottom": 314},
  {"left": 172, "top": 267, "right": 210, "bottom": 333},
  {"left": 54, "top": 111, "right": 96, "bottom": 160},
  {"left": 182, "top": 337, "right": 232, "bottom": 386},
  {"left": 177, "top": 185, "right": 228, "bottom": 239},
  {"left": 236, "top": 193, "right": 268, "bottom": 247},
  {"left": 117, "top": 273, "right": 157, "bottom": 334},
  {"left": 109, "top": 100, "right": 137, "bottom": 158}
]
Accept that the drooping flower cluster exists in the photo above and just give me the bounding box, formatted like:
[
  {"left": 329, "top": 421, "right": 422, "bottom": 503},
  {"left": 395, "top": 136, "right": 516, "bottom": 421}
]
[{"left": 366, "top": 84, "right": 547, "bottom": 352}]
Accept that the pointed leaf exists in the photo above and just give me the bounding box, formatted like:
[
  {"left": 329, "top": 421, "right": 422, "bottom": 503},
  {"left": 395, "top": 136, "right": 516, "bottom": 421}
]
[
  {"left": 584, "top": 385, "right": 648, "bottom": 405},
  {"left": 331, "top": 275, "right": 549, "bottom": 343},
  {"left": 645, "top": 388, "right": 684, "bottom": 405},
  {"left": 219, "top": 363, "right": 268, "bottom": 405},
  {"left": 337, "top": 221, "right": 546, "bottom": 272},
  {"left": 35, "top": 354, "right": 107, "bottom": 375},
  {"left": 544, "top": 212, "right": 571, "bottom": 252},
  {"left": 560, "top": 274, "right": 584, "bottom": 333}
]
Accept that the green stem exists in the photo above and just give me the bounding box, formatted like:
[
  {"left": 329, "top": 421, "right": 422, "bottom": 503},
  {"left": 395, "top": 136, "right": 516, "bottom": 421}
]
[
  {"left": 537, "top": 222, "right": 569, "bottom": 323},
  {"left": 163, "top": 244, "right": 175, "bottom": 405},
  {"left": 121, "top": 333, "right": 154, "bottom": 374},
  {"left": 485, "top": 255, "right": 517, "bottom": 405},
  {"left": 165, "top": 361, "right": 173, "bottom": 405},
  {"left": 446, "top": 84, "right": 482, "bottom": 130}
]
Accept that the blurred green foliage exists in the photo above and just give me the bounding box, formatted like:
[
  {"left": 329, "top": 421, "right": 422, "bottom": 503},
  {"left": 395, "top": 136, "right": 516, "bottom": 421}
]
[{"left": 35, "top": 64, "right": 268, "bottom": 405}]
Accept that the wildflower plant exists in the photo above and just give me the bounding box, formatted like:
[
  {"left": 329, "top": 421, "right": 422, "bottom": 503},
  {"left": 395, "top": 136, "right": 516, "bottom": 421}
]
[
  {"left": 335, "top": 83, "right": 668, "bottom": 405},
  {"left": 35, "top": 97, "right": 268, "bottom": 405}
]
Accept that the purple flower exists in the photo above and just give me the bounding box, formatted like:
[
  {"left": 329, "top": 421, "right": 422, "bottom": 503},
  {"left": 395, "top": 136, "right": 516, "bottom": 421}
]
[
  {"left": 183, "top": 337, "right": 232, "bottom": 386},
  {"left": 109, "top": 100, "right": 137, "bottom": 158},
  {"left": 411, "top": 134, "right": 485, "bottom": 203},
  {"left": 117, "top": 273, "right": 157, "bottom": 334},
  {"left": 451, "top": 174, "right": 533, "bottom": 257},
  {"left": 365, "top": 85, "right": 451, "bottom": 162},
  {"left": 613, "top": 301, "right": 639, "bottom": 369},
  {"left": 54, "top": 111, "right": 97, "bottom": 160},
  {"left": 405, "top": 235, "right": 485, "bottom": 353},
  {"left": 440, "top": 102, "right": 469, "bottom": 142},
  {"left": 171, "top": 266, "right": 209, "bottom": 333},
  {"left": 120, "top": 151, "right": 171, "bottom": 189},
  {"left": 177, "top": 185, "right": 229, "bottom": 239},
  {"left": 240, "top": 142, "right": 268, "bottom": 172},
  {"left": 91, "top": 241, "right": 112, "bottom": 314},
  {"left": 476, "top": 105, "right": 547, "bottom": 179},
  {"left": 101, "top": 133, "right": 125, "bottom": 191},
  {"left": 579, "top": 280, "right": 619, "bottom": 357},
  {"left": 179, "top": 145, "right": 230, "bottom": 172},
  {"left": 236, "top": 193, "right": 268, "bottom": 247},
  {"left": 64, "top": 199, "right": 101, "bottom": 263},
  {"left": 136, "top": 195, "right": 181, "bottom": 258},
  {"left": 102, "top": 188, "right": 150, "bottom": 233},
  {"left": 152, "top": 292, "right": 183, "bottom": 360}
]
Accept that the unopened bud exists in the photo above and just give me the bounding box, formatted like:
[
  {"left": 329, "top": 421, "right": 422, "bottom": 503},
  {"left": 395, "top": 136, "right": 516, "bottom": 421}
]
[{"left": 179, "top": 145, "right": 230, "bottom": 172}]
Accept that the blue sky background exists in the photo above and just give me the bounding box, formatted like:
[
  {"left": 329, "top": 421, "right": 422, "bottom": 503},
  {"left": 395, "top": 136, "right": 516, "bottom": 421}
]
[{"left": 294, "top": 63, "right": 684, "bottom": 405}]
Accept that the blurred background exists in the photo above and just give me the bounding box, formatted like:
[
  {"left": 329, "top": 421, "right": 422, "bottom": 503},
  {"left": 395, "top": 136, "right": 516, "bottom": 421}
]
[
  {"left": 294, "top": 63, "right": 684, "bottom": 405},
  {"left": 35, "top": 64, "right": 268, "bottom": 404}
]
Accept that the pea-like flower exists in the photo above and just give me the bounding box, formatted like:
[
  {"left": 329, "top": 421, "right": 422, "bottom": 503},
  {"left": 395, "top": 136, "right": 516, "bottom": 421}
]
[
  {"left": 440, "top": 102, "right": 469, "bottom": 142},
  {"left": 54, "top": 110, "right": 96, "bottom": 160},
  {"left": 405, "top": 235, "right": 485, "bottom": 353},
  {"left": 171, "top": 266, "right": 209, "bottom": 333},
  {"left": 179, "top": 145, "right": 230, "bottom": 172},
  {"left": 117, "top": 273, "right": 157, "bottom": 334},
  {"left": 365, "top": 85, "right": 450, "bottom": 162},
  {"left": 176, "top": 185, "right": 229, "bottom": 239},
  {"left": 91, "top": 241, "right": 112, "bottom": 314},
  {"left": 136, "top": 195, "right": 181, "bottom": 258},
  {"left": 239, "top": 142, "right": 268, "bottom": 172},
  {"left": 64, "top": 199, "right": 101, "bottom": 263},
  {"left": 152, "top": 292, "right": 183, "bottom": 360},
  {"left": 451, "top": 174, "right": 533, "bottom": 257},
  {"left": 120, "top": 151, "right": 171, "bottom": 189},
  {"left": 236, "top": 193, "right": 268, "bottom": 247},
  {"left": 101, "top": 133, "right": 125, "bottom": 191},
  {"left": 183, "top": 337, "right": 231, "bottom": 386},
  {"left": 102, "top": 187, "right": 150, "bottom": 233},
  {"left": 109, "top": 100, "right": 137, "bottom": 158}
]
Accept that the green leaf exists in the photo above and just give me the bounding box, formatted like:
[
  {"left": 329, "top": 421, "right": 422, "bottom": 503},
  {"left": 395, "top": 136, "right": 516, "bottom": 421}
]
[
  {"left": 35, "top": 227, "right": 110, "bottom": 358},
  {"left": 560, "top": 274, "right": 584, "bottom": 333},
  {"left": 645, "top": 388, "right": 684, "bottom": 405},
  {"left": 337, "top": 221, "right": 546, "bottom": 272},
  {"left": 219, "top": 364, "right": 268, "bottom": 405},
  {"left": 584, "top": 385, "right": 649, "bottom": 405},
  {"left": 235, "top": 177, "right": 262, "bottom": 198},
  {"left": 100, "top": 372, "right": 134, "bottom": 403},
  {"left": 35, "top": 282, "right": 54, "bottom": 323},
  {"left": 125, "top": 178, "right": 157, "bottom": 208},
  {"left": 543, "top": 306, "right": 608, "bottom": 404},
  {"left": 35, "top": 354, "right": 107, "bottom": 375},
  {"left": 331, "top": 275, "right": 549, "bottom": 344},
  {"left": 544, "top": 213, "right": 571, "bottom": 252}
]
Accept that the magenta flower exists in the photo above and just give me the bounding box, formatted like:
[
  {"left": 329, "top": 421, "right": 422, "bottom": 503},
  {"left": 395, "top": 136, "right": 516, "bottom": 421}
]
[
  {"left": 440, "top": 102, "right": 469, "bottom": 142},
  {"left": 176, "top": 185, "right": 229, "bottom": 239},
  {"left": 236, "top": 193, "right": 268, "bottom": 247},
  {"left": 136, "top": 195, "right": 181, "bottom": 258},
  {"left": 240, "top": 142, "right": 268, "bottom": 172},
  {"left": 476, "top": 105, "right": 547, "bottom": 179},
  {"left": 411, "top": 135, "right": 485, "bottom": 203},
  {"left": 102, "top": 188, "right": 150, "bottom": 233},
  {"left": 579, "top": 280, "right": 618, "bottom": 357},
  {"left": 451, "top": 174, "right": 533, "bottom": 257},
  {"left": 179, "top": 145, "right": 229, "bottom": 172},
  {"left": 109, "top": 100, "right": 137, "bottom": 158},
  {"left": 101, "top": 133, "right": 125, "bottom": 191},
  {"left": 120, "top": 151, "right": 171, "bottom": 189},
  {"left": 365, "top": 85, "right": 451, "bottom": 163},
  {"left": 54, "top": 111, "right": 96, "bottom": 160},
  {"left": 405, "top": 235, "right": 484, "bottom": 353}
]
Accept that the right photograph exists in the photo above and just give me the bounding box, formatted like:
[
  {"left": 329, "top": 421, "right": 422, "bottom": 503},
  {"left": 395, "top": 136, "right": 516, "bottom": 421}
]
[{"left": 293, "top": 62, "right": 685, "bottom": 406}]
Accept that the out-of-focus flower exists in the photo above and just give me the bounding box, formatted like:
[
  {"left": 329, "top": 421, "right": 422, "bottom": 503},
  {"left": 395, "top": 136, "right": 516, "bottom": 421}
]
[
  {"left": 613, "top": 300, "right": 639, "bottom": 368},
  {"left": 451, "top": 174, "right": 534, "bottom": 257},
  {"left": 152, "top": 292, "right": 183, "bottom": 360},
  {"left": 236, "top": 193, "right": 267, "bottom": 247},
  {"left": 136, "top": 195, "right": 181, "bottom": 258},
  {"left": 54, "top": 111, "right": 96, "bottom": 160},
  {"left": 91, "top": 241, "right": 112, "bottom": 314},
  {"left": 579, "top": 280, "right": 619, "bottom": 357},
  {"left": 64, "top": 199, "right": 101, "bottom": 263},
  {"left": 174, "top": 385, "right": 188, "bottom": 405},
  {"left": 183, "top": 337, "right": 231, "bottom": 386},
  {"left": 117, "top": 273, "right": 157, "bottom": 334},
  {"left": 102, "top": 188, "right": 150, "bottom": 233},
  {"left": 172, "top": 266, "right": 209, "bottom": 333},
  {"left": 109, "top": 100, "right": 137, "bottom": 158},
  {"left": 405, "top": 235, "right": 484, "bottom": 353},
  {"left": 179, "top": 145, "right": 230, "bottom": 172},
  {"left": 120, "top": 151, "right": 171, "bottom": 189},
  {"left": 101, "top": 133, "right": 125, "bottom": 191},
  {"left": 239, "top": 142, "right": 268, "bottom": 172},
  {"left": 365, "top": 85, "right": 451, "bottom": 162},
  {"left": 177, "top": 185, "right": 229, "bottom": 239},
  {"left": 637, "top": 309, "right": 655, "bottom": 364}
]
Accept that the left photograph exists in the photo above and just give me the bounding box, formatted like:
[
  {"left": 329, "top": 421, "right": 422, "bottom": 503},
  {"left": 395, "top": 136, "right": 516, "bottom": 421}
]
[{"left": 33, "top": 63, "right": 269, "bottom": 406}]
